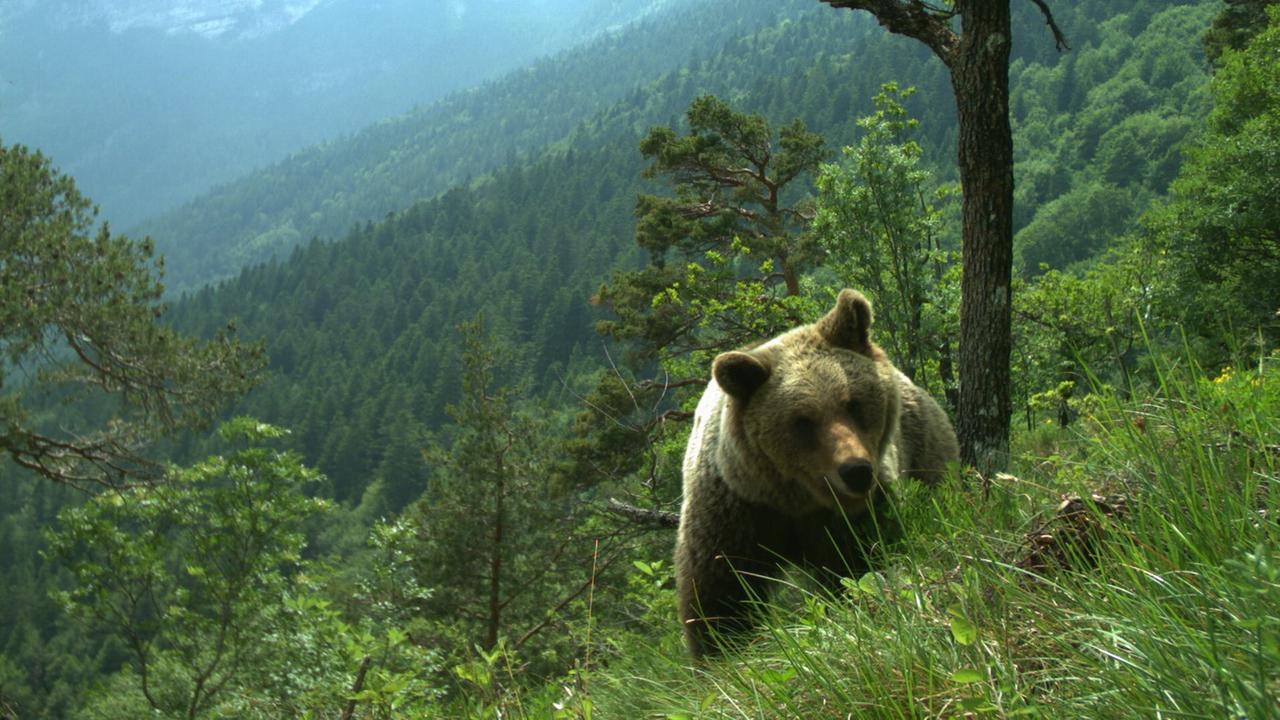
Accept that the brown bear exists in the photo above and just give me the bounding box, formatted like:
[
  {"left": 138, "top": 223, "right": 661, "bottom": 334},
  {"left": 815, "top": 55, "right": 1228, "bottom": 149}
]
[{"left": 675, "top": 289, "right": 959, "bottom": 658}]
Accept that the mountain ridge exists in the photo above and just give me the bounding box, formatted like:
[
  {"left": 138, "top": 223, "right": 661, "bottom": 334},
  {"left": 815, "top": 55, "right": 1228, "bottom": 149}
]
[
  {"left": 0, "top": 0, "right": 671, "bottom": 228},
  {"left": 137, "top": 0, "right": 810, "bottom": 292}
]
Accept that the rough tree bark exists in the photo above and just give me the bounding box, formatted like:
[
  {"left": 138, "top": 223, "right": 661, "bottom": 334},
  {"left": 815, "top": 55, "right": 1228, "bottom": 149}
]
[{"left": 819, "top": 0, "right": 1066, "bottom": 473}]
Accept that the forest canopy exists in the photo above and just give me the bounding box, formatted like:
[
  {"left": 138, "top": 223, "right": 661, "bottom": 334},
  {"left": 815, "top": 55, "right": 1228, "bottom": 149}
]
[{"left": 2, "top": 0, "right": 1278, "bottom": 717}]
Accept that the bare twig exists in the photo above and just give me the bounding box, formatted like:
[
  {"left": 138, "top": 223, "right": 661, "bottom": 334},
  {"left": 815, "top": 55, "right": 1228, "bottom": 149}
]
[
  {"left": 515, "top": 543, "right": 623, "bottom": 648},
  {"left": 1204, "top": 442, "right": 1280, "bottom": 456},
  {"left": 633, "top": 378, "right": 708, "bottom": 392},
  {"left": 603, "top": 344, "right": 639, "bottom": 411},
  {"left": 656, "top": 409, "right": 693, "bottom": 425},
  {"left": 606, "top": 498, "right": 680, "bottom": 529},
  {"left": 1027, "top": 0, "right": 1070, "bottom": 51}
]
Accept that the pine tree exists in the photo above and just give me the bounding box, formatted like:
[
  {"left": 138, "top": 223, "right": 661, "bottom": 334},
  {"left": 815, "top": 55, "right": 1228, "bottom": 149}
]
[{"left": 0, "top": 141, "right": 262, "bottom": 489}]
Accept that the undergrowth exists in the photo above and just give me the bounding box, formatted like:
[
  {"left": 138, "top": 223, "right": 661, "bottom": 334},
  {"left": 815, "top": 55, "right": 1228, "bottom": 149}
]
[{"left": 452, "top": 349, "right": 1280, "bottom": 718}]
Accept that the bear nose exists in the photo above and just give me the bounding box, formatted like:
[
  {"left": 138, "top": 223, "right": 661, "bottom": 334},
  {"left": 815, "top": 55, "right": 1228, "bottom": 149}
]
[{"left": 838, "top": 460, "right": 875, "bottom": 493}]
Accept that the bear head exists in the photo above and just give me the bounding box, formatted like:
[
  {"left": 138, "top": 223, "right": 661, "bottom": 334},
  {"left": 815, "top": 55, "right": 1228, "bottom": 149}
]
[{"left": 711, "top": 289, "right": 902, "bottom": 516}]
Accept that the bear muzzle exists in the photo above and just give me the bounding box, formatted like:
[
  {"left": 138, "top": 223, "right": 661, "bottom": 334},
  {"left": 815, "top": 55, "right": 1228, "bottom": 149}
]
[
  {"left": 837, "top": 459, "right": 876, "bottom": 494},
  {"left": 815, "top": 424, "right": 879, "bottom": 502},
  {"left": 819, "top": 458, "right": 877, "bottom": 503}
]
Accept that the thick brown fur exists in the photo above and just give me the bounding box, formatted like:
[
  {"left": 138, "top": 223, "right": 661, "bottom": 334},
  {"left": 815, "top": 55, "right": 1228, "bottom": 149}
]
[{"left": 675, "top": 289, "right": 959, "bottom": 658}]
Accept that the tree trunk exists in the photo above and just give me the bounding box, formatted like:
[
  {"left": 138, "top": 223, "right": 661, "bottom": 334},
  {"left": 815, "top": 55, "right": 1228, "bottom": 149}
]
[
  {"left": 951, "top": 1, "right": 1013, "bottom": 473},
  {"left": 485, "top": 463, "right": 506, "bottom": 651},
  {"left": 819, "top": 0, "right": 1038, "bottom": 472}
]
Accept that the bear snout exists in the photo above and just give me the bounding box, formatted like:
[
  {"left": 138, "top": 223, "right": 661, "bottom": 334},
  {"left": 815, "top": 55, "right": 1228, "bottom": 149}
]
[{"left": 837, "top": 459, "right": 876, "bottom": 494}]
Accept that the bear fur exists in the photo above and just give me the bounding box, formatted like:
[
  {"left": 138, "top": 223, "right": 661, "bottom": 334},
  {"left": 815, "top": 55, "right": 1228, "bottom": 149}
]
[{"left": 675, "top": 289, "right": 959, "bottom": 658}]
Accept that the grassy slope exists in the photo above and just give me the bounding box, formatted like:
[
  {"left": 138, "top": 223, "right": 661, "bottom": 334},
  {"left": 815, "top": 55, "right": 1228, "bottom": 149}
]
[{"left": 536, "top": 353, "right": 1279, "bottom": 718}]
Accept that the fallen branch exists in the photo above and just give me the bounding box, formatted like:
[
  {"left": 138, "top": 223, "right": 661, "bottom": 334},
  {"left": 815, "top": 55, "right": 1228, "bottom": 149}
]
[
  {"left": 1016, "top": 493, "right": 1129, "bottom": 575},
  {"left": 1204, "top": 442, "right": 1280, "bottom": 457}
]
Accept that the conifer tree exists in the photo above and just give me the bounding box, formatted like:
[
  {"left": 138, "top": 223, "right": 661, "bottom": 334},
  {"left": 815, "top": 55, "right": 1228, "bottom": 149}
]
[
  {"left": 0, "top": 141, "right": 262, "bottom": 489},
  {"left": 411, "top": 318, "right": 582, "bottom": 662},
  {"left": 595, "top": 95, "right": 825, "bottom": 364}
]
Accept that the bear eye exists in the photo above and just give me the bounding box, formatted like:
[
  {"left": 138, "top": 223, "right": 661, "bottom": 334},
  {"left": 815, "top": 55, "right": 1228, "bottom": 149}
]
[
  {"left": 791, "top": 415, "right": 817, "bottom": 438},
  {"left": 846, "top": 399, "right": 863, "bottom": 423}
]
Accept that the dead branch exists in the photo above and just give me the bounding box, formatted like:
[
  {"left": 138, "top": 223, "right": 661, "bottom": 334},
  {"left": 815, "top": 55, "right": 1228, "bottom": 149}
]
[
  {"left": 3, "top": 426, "right": 161, "bottom": 491},
  {"left": 1204, "top": 440, "right": 1280, "bottom": 457},
  {"left": 819, "top": 0, "right": 959, "bottom": 62},
  {"left": 607, "top": 498, "right": 680, "bottom": 529},
  {"left": 634, "top": 378, "right": 708, "bottom": 392},
  {"left": 1016, "top": 493, "right": 1129, "bottom": 575},
  {"left": 1027, "top": 0, "right": 1070, "bottom": 51},
  {"left": 656, "top": 409, "right": 693, "bottom": 424}
]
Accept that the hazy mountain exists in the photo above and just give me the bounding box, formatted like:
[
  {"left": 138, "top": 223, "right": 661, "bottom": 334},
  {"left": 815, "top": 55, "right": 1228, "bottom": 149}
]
[
  {"left": 0, "top": 0, "right": 668, "bottom": 227},
  {"left": 135, "top": 0, "right": 803, "bottom": 292},
  {"left": 4, "top": 0, "right": 332, "bottom": 38}
]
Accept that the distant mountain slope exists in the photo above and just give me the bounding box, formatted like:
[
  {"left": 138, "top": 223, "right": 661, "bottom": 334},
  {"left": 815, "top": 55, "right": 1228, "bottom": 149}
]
[
  {"left": 168, "top": 0, "right": 1212, "bottom": 507},
  {"left": 0, "top": 0, "right": 666, "bottom": 228},
  {"left": 137, "top": 0, "right": 810, "bottom": 292}
]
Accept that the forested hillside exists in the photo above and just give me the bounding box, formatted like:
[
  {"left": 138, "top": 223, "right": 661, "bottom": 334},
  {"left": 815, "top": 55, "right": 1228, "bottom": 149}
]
[
  {"left": 4, "top": 0, "right": 1274, "bottom": 717},
  {"left": 167, "top": 0, "right": 1213, "bottom": 508},
  {"left": 0, "top": 0, "right": 669, "bottom": 228},
  {"left": 136, "top": 0, "right": 814, "bottom": 291}
]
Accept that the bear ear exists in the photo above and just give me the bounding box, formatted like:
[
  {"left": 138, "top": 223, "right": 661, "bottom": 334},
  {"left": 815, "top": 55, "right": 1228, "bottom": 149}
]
[
  {"left": 713, "top": 351, "right": 771, "bottom": 401},
  {"left": 817, "top": 288, "right": 874, "bottom": 354}
]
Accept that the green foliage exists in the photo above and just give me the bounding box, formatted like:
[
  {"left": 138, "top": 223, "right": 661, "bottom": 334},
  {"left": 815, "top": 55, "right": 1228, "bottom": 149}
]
[
  {"left": 1138, "top": 5, "right": 1280, "bottom": 356},
  {"left": 575, "top": 350, "right": 1280, "bottom": 718},
  {"left": 406, "top": 318, "right": 589, "bottom": 681},
  {"left": 1020, "top": 2, "right": 1280, "bottom": 401},
  {"left": 0, "top": 141, "right": 263, "bottom": 489},
  {"left": 812, "top": 83, "right": 959, "bottom": 395},
  {"left": 1013, "top": 243, "right": 1155, "bottom": 424},
  {"left": 1015, "top": 181, "right": 1137, "bottom": 273},
  {"left": 597, "top": 93, "right": 825, "bottom": 359},
  {"left": 1203, "top": 0, "right": 1280, "bottom": 65},
  {"left": 4, "top": 1, "right": 1247, "bottom": 715},
  {"left": 47, "top": 419, "right": 444, "bottom": 718},
  {"left": 1010, "top": 2, "right": 1215, "bottom": 273},
  {"left": 45, "top": 419, "right": 327, "bottom": 717},
  {"left": 147, "top": 0, "right": 1196, "bottom": 506}
]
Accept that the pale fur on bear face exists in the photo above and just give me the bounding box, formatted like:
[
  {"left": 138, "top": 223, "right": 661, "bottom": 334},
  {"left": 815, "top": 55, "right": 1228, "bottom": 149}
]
[{"left": 710, "top": 290, "right": 902, "bottom": 516}]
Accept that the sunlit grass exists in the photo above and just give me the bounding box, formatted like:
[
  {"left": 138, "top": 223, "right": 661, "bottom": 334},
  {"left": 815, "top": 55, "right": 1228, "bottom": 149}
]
[{"left": 576, "top": 349, "right": 1280, "bottom": 719}]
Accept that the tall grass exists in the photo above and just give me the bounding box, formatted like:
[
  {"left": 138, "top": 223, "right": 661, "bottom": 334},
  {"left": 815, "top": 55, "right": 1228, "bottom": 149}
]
[{"left": 582, "top": 349, "right": 1279, "bottom": 718}]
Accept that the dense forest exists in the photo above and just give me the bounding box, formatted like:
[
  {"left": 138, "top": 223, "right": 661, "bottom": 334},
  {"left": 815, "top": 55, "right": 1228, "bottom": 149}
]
[
  {"left": 2, "top": 0, "right": 1277, "bottom": 717},
  {"left": 134, "top": 0, "right": 816, "bottom": 292}
]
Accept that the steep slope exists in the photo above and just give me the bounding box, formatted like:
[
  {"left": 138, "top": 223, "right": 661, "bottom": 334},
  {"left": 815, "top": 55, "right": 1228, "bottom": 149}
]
[
  {"left": 137, "top": 0, "right": 812, "bottom": 292},
  {"left": 0, "top": 0, "right": 666, "bottom": 228},
  {"left": 167, "top": 0, "right": 1212, "bottom": 507},
  {"left": 0, "top": 3, "right": 1219, "bottom": 714}
]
